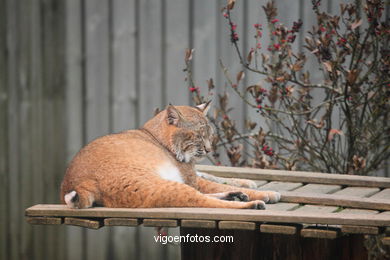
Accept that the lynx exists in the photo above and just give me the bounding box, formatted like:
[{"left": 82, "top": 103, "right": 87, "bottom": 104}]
[{"left": 60, "top": 102, "right": 280, "bottom": 210}]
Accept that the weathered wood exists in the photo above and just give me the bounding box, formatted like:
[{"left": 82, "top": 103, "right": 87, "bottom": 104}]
[
  {"left": 26, "top": 217, "right": 63, "bottom": 225},
  {"left": 260, "top": 224, "right": 299, "bottom": 235},
  {"left": 339, "top": 208, "right": 379, "bottom": 215},
  {"left": 265, "top": 202, "right": 300, "bottom": 211},
  {"left": 341, "top": 225, "right": 379, "bottom": 235},
  {"left": 104, "top": 218, "right": 141, "bottom": 227},
  {"left": 143, "top": 219, "right": 178, "bottom": 227},
  {"left": 301, "top": 227, "right": 340, "bottom": 239},
  {"left": 196, "top": 165, "right": 390, "bottom": 188},
  {"left": 293, "top": 184, "right": 342, "bottom": 194},
  {"left": 280, "top": 191, "right": 390, "bottom": 211},
  {"left": 293, "top": 205, "right": 339, "bottom": 213},
  {"left": 258, "top": 181, "right": 303, "bottom": 191},
  {"left": 333, "top": 187, "right": 380, "bottom": 197},
  {"left": 369, "top": 188, "right": 390, "bottom": 199},
  {"left": 181, "top": 220, "right": 217, "bottom": 229},
  {"left": 25, "top": 205, "right": 390, "bottom": 227},
  {"left": 0, "top": 1, "right": 8, "bottom": 259},
  {"left": 254, "top": 180, "right": 268, "bottom": 187},
  {"left": 218, "top": 221, "right": 256, "bottom": 230},
  {"left": 64, "top": 217, "right": 103, "bottom": 230}
]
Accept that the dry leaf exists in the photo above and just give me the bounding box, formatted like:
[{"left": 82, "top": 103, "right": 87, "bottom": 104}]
[
  {"left": 247, "top": 49, "right": 254, "bottom": 63},
  {"left": 236, "top": 71, "right": 245, "bottom": 83},
  {"left": 323, "top": 61, "right": 333, "bottom": 72},
  {"left": 184, "top": 48, "right": 194, "bottom": 62},
  {"left": 351, "top": 19, "right": 362, "bottom": 30},
  {"left": 328, "top": 129, "right": 343, "bottom": 141},
  {"left": 227, "top": 0, "right": 236, "bottom": 10}
]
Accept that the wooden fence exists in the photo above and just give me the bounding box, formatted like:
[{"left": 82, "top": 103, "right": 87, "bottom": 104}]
[{"left": 0, "top": 0, "right": 389, "bottom": 260}]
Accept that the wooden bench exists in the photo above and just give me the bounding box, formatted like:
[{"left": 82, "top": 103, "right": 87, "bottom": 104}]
[{"left": 25, "top": 165, "right": 390, "bottom": 259}]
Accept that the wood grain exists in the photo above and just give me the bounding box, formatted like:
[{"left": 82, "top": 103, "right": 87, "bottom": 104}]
[
  {"left": 341, "top": 225, "right": 379, "bottom": 235},
  {"left": 26, "top": 217, "right": 63, "bottom": 225},
  {"left": 260, "top": 224, "right": 299, "bottom": 235},
  {"left": 143, "top": 219, "right": 178, "bottom": 227},
  {"left": 219, "top": 221, "right": 256, "bottom": 230},
  {"left": 301, "top": 227, "right": 340, "bottom": 239},
  {"left": 181, "top": 220, "right": 217, "bottom": 229},
  {"left": 25, "top": 205, "right": 390, "bottom": 227},
  {"left": 104, "top": 218, "right": 141, "bottom": 227},
  {"left": 196, "top": 165, "right": 390, "bottom": 188},
  {"left": 64, "top": 217, "right": 103, "bottom": 230}
]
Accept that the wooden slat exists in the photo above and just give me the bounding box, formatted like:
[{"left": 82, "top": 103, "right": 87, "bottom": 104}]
[
  {"left": 143, "top": 219, "right": 178, "bottom": 227},
  {"left": 260, "top": 224, "right": 299, "bottom": 235},
  {"left": 64, "top": 217, "right": 103, "bottom": 230},
  {"left": 25, "top": 205, "right": 390, "bottom": 227},
  {"left": 254, "top": 180, "right": 268, "bottom": 188},
  {"left": 338, "top": 209, "right": 379, "bottom": 215},
  {"left": 301, "top": 227, "right": 340, "bottom": 239},
  {"left": 219, "top": 221, "right": 256, "bottom": 230},
  {"left": 280, "top": 191, "right": 390, "bottom": 211},
  {"left": 181, "top": 220, "right": 217, "bottom": 229},
  {"left": 26, "top": 217, "right": 63, "bottom": 225},
  {"left": 195, "top": 165, "right": 390, "bottom": 188},
  {"left": 369, "top": 188, "right": 390, "bottom": 199},
  {"left": 293, "top": 184, "right": 342, "bottom": 194},
  {"left": 293, "top": 205, "right": 339, "bottom": 214},
  {"left": 104, "top": 218, "right": 140, "bottom": 227},
  {"left": 341, "top": 225, "right": 379, "bottom": 235},
  {"left": 258, "top": 181, "right": 303, "bottom": 191},
  {"left": 333, "top": 187, "right": 380, "bottom": 197},
  {"left": 265, "top": 203, "right": 300, "bottom": 211}
]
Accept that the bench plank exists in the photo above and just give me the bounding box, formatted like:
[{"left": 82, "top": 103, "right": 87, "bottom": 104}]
[
  {"left": 142, "top": 219, "right": 178, "bottom": 227},
  {"left": 104, "top": 218, "right": 140, "bottom": 226},
  {"left": 25, "top": 205, "right": 390, "bottom": 227},
  {"left": 219, "top": 221, "right": 256, "bottom": 230},
  {"left": 332, "top": 187, "right": 380, "bottom": 197},
  {"left": 293, "top": 184, "right": 342, "bottom": 194},
  {"left": 64, "top": 217, "right": 103, "bottom": 229},
  {"left": 260, "top": 224, "right": 299, "bottom": 235},
  {"left": 195, "top": 165, "right": 390, "bottom": 188},
  {"left": 301, "top": 227, "right": 340, "bottom": 239},
  {"left": 258, "top": 181, "right": 303, "bottom": 192},
  {"left": 26, "top": 217, "right": 63, "bottom": 225},
  {"left": 181, "top": 220, "right": 216, "bottom": 229}
]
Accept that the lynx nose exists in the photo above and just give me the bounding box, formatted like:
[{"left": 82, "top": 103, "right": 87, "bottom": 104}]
[{"left": 204, "top": 141, "right": 212, "bottom": 153}]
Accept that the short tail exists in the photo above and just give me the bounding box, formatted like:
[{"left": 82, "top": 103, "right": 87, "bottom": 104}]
[{"left": 64, "top": 190, "right": 78, "bottom": 208}]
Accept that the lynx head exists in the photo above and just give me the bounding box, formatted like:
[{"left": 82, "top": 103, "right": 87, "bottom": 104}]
[{"left": 165, "top": 101, "right": 214, "bottom": 163}]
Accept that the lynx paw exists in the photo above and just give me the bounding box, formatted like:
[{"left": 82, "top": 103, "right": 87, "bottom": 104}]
[
  {"left": 224, "top": 191, "right": 249, "bottom": 202},
  {"left": 248, "top": 200, "right": 266, "bottom": 210},
  {"left": 267, "top": 191, "right": 281, "bottom": 204}
]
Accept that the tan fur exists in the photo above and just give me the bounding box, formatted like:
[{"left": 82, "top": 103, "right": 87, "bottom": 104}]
[{"left": 60, "top": 104, "right": 280, "bottom": 210}]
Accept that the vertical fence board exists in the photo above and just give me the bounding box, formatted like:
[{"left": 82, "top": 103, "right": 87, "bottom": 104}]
[
  {"left": 110, "top": 0, "right": 138, "bottom": 259},
  {"left": 192, "top": 0, "right": 218, "bottom": 100},
  {"left": 0, "top": 0, "right": 9, "bottom": 259},
  {"left": 84, "top": 0, "right": 111, "bottom": 259},
  {"left": 41, "top": 0, "right": 67, "bottom": 260},
  {"left": 65, "top": 0, "right": 85, "bottom": 259},
  {"left": 19, "top": 1, "right": 34, "bottom": 259},
  {"left": 165, "top": 0, "right": 190, "bottom": 107},
  {"left": 139, "top": 0, "right": 163, "bottom": 124},
  {"left": 6, "top": 0, "right": 21, "bottom": 259}
]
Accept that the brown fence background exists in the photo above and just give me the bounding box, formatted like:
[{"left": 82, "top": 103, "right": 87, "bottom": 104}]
[{"left": 1, "top": 0, "right": 389, "bottom": 259}]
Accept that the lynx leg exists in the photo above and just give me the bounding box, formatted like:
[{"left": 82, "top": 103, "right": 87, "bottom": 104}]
[
  {"left": 64, "top": 188, "right": 97, "bottom": 209},
  {"left": 197, "top": 176, "right": 281, "bottom": 204},
  {"left": 118, "top": 178, "right": 265, "bottom": 209}
]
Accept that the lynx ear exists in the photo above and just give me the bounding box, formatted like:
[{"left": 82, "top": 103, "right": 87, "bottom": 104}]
[
  {"left": 196, "top": 100, "right": 212, "bottom": 115},
  {"left": 166, "top": 105, "right": 182, "bottom": 126}
]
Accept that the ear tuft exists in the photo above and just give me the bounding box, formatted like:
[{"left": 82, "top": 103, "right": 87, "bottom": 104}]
[
  {"left": 167, "top": 105, "right": 181, "bottom": 125},
  {"left": 196, "top": 100, "right": 212, "bottom": 115}
]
